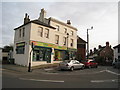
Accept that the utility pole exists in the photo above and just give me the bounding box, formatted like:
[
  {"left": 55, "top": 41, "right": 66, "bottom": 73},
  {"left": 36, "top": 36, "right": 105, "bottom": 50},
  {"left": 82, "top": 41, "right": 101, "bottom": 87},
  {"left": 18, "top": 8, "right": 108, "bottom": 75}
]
[
  {"left": 28, "top": 42, "right": 34, "bottom": 72},
  {"left": 87, "top": 26, "right": 93, "bottom": 59},
  {"left": 67, "top": 33, "right": 69, "bottom": 60}
]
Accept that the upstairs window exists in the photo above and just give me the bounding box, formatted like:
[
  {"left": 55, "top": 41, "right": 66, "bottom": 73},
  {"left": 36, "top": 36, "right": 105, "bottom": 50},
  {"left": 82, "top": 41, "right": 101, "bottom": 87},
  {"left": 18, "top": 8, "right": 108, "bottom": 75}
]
[
  {"left": 64, "top": 28, "right": 67, "bottom": 33},
  {"left": 23, "top": 28, "right": 25, "bottom": 37},
  {"left": 70, "top": 39, "right": 74, "bottom": 47},
  {"left": 38, "top": 27, "right": 43, "bottom": 37},
  {"left": 45, "top": 28, "right": 49, "bottom": 38},
  {"left": 19, "top": 29, "right": 21, "bottom": 38},
  {"left": 118, "top": 47, "right": 120, "bottom": 53},
  {"left": 55, "top": 35, "right": 59, "bottom": 44},
  {"left": 71, "top": 30, "right": 74, "bottom": 36},
  {"left": 63, "top": 37, "right": 67, "bottom": 46}
]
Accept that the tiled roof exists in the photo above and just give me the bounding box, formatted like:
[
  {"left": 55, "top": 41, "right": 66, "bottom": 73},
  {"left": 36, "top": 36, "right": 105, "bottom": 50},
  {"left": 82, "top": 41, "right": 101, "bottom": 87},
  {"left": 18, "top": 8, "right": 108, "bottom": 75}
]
[
  {"left": 113, "top": 44, "right": 120, "bottom": 48},
  {"left": 77, "top": 36, "right": 87, "bottom": 44},
  {"left": 14, "top": 19, "right": 56, "bottom": 30}
]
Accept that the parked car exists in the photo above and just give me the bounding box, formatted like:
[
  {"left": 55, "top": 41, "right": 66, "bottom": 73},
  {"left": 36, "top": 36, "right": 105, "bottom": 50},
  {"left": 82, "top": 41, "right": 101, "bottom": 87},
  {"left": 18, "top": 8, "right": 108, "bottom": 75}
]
[
  {"left": 81, "top": 59, "right": 98, "bottom": 68},
  {"left": 59, "top": 60, "right": 85, "bottom": 71},
  {"left": 112, "top": 59, "right": 120, "bottom": 69}
]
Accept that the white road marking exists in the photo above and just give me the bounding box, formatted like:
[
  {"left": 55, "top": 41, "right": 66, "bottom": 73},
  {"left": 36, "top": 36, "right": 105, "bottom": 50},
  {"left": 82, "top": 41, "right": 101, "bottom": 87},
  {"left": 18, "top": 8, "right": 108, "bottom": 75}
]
[
  {"left": 19, "top": 78, "right": 64, "bottom": 83},
  {"left": 91, "top": 79, "right": 118, "bottom": 83},
  {"left": 105, "top": 70, "right": 120, "bottom": 76}
]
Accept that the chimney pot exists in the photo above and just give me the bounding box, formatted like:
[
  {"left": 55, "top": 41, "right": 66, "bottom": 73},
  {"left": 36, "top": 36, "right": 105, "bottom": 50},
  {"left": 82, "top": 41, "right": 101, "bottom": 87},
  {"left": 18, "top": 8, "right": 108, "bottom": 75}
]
[{"left": 67, "top": 20, "right": 71, "bottom": 25}]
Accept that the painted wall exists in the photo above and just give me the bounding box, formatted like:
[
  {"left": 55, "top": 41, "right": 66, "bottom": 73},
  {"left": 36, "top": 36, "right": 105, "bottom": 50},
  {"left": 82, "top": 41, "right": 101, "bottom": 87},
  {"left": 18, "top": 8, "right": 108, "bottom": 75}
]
[
  {"left": 0, "top": 49, "right": 2, "bottom": 61},
  {"left": 113, "top": 48, "right": 120, "bottom": 61},
  {"left": 49, "top": 18, "right": 77, "bottom": 49},
  {"left": 14, "top": 23, "right": 31, "bottom": 66}
]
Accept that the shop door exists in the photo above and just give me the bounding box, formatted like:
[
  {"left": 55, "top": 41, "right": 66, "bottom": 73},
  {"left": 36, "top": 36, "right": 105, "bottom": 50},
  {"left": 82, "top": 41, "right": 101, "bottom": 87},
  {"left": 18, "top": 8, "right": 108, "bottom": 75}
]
[{"left": 44, "top": 49, "right": 52, "bottom": 63}]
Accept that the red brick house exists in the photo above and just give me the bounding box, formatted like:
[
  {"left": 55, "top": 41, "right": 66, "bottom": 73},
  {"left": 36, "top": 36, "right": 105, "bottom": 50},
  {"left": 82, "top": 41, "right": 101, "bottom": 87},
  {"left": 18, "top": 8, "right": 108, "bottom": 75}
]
[
  {"left": 77, "top": 36, "right": 87, "bottom": 61},
  {"left": 89, "top": 42, "right": 113, "bottom": 65}
]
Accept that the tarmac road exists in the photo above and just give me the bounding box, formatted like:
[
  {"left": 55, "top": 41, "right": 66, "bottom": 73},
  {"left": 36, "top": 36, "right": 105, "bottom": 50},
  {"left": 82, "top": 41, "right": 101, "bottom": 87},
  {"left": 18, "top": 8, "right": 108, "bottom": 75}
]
[{"left": 2, "top": 65, "right": 120, "bottom": 89}]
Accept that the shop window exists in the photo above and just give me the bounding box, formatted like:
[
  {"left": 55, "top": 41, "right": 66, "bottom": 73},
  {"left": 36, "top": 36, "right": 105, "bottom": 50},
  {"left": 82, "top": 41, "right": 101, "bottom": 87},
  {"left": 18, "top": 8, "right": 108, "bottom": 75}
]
[
  {"left": 45, "top": 28, "right": 49, "bottom": 38},
  {"left": 33, "top": 47, "right": 51, "bottom": 62},
  {"left": 38, "top": 27, "right": 43, "bottom": 37},
  {"left": 55, "top": 35, "right": 59, "bottom": 44},
  {"left": 16, "top": 43, "right": 25, "bottom": 54}
]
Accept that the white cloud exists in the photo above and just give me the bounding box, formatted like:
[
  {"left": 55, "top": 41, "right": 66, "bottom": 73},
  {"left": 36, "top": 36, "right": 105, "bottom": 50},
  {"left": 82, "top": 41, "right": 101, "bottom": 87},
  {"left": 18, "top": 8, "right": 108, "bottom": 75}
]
[{"left": 2, "top": 2, "right": 118, "bottom": 49}]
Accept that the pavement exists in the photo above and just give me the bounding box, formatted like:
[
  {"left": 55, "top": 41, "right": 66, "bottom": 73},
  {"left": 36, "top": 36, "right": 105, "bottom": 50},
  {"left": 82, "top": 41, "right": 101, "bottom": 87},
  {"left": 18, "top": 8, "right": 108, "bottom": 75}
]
[{"left": 1, "top": 62, "right": 59, "bottom": 73}]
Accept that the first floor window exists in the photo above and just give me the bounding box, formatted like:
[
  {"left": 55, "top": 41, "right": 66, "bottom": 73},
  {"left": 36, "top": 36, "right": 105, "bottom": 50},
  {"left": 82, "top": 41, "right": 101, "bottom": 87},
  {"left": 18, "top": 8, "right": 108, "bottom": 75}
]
[
  {"left": 70, "top": 39, "right": 74, "bottom": 47},
  {"left": 55, "top": 35, "right": 59, "bottom": 44},
  {"left": 45, "top": 28, "right": 49, "bottom": 38},
  {"left": 38, "top": 27, "right": 43, "bottom": 37},
  {"left": 63, "top": 37, "right": 67, "bottom": 45}
]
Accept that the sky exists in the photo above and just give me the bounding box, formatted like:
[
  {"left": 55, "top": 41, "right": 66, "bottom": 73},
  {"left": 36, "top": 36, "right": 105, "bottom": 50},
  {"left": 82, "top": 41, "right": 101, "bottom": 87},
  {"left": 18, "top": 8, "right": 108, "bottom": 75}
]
[{"left": 1, "top": 0, "right": 119, "bottom": 51}]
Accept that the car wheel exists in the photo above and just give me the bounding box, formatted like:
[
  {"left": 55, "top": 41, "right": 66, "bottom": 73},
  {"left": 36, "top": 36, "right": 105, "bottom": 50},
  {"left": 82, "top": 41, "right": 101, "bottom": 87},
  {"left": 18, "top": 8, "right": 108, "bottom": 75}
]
[
  {"left": 95, "top": 65, "right": 98, "bottom": 68},
  {"left": 81, "top": 65, "right": 85, "bottom": 69},
  {"left": 70, "top": 67, "right": 74, "bottom": 71},
  {"left": 88, "top": 65, "right": 91, "bottom": 69}
]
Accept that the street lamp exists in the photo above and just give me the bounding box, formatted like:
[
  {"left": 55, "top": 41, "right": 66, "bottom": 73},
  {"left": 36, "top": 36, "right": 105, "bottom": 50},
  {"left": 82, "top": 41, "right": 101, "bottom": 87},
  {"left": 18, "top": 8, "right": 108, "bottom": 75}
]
[
  {"left": 87, "top": 26, "right": 93, "bottom": 59},
  {"left": 67, "top": 33, "right": 69, "bottom": 60}
]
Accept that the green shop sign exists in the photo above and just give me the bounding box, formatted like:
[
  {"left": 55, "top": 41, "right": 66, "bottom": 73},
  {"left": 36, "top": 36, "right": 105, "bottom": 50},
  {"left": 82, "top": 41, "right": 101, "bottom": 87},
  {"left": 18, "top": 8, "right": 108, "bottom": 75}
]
[{"left": 30, "top": 41, "right": 77, "bottom": 51}]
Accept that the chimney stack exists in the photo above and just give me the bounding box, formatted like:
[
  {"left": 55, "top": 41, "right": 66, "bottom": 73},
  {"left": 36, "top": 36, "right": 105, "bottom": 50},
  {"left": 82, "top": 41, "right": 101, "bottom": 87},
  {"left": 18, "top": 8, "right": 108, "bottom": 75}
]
[
  {"left": 94, "top": 48, "right": 96, "bottom": 52},
  {"left": 98, "top": 45, "right": 102, "bottom": 49},
  {"left": 24, "top": 13, "right": 30, "bottom": 24},
  {"left": 106, "top": 42, "right": 109, "bottom": 47},
  {"left": 67, "top": 20, "right": 71, "bottom": 25},
  {"left": 38, "top": 8, "right": 46, "bottom": 22}
]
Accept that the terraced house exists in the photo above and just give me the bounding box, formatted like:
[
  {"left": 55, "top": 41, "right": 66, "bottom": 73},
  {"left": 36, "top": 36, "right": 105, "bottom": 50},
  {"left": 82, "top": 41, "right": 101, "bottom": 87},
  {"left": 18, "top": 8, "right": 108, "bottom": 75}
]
[{"left": 13, "top": 8, "right": 77, "bottom": 67}]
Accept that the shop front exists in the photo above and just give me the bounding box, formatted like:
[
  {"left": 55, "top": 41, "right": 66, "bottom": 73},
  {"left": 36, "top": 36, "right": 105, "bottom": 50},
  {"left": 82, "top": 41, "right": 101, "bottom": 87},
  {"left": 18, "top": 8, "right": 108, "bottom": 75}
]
[
  {"left": 31, "top": 41, "right": 77, "bottom": 65},
  {"left": 33, "top": 46, "right": 52, "bottom": 63}
]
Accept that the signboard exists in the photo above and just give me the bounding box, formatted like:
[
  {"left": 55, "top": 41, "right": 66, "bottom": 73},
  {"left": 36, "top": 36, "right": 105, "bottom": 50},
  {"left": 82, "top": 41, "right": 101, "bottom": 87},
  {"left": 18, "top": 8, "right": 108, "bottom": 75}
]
[{"left": 30, "top": 41, "right": 77, "bottom": 51}]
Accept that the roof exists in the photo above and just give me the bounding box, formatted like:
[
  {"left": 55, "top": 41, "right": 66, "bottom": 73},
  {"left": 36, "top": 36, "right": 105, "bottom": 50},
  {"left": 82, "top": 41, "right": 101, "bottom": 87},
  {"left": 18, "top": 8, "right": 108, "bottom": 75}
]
[
  {"left": 14, "top": 19, "right": 56, "bottom": 30},
  {"left": 49, "top": 17, "right": 77, "bottom": 31},
  {"left": 77, "top": 36, "right": 87, "bottom": 44},
  {"left": 113, "top": 44, "right": 120, "bottom": 48}
]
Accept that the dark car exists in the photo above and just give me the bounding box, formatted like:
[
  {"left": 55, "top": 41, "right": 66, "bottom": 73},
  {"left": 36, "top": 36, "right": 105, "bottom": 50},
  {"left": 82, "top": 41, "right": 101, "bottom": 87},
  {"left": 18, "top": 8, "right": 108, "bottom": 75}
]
[
  {"left": 112, "top": 59, "right": 120, "bottom": 69},
  {"left": 81, "top": 59, "right": 98, "bottom": 68}
]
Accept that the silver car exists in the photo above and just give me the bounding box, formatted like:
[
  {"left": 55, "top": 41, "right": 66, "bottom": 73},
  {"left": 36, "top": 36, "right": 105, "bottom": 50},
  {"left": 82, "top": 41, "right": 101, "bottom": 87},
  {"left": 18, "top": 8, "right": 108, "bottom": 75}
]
[{"left": 59, "top": 60, "right": 85, "bottom": 71}]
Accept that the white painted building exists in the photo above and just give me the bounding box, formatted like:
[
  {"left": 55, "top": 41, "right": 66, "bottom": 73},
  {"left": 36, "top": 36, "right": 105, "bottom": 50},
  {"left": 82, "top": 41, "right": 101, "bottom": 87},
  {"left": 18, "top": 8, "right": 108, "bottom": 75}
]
[
  {"left": 0, "top": 48, "right": 2, "bottom": 61},
  {"left": 14, "top": 8, "right": 77, "bottom": 67},
  {"left": 113, "top": 44, "right": 120, "bottom": 62}
]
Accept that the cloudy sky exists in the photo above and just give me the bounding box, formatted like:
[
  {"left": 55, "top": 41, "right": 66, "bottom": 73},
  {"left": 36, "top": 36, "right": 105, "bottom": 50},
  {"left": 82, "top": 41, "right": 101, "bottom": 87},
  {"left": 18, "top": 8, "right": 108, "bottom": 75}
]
[{"left": 1, "top": 0, "right": 119, "bottom": 50}]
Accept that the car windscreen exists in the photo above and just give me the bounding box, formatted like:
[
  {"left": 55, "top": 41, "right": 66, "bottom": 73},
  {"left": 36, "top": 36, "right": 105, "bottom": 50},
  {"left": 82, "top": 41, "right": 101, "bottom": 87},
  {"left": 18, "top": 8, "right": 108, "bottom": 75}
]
[{"left": 64, "top": 60, "right": 71, "bottom": 63}]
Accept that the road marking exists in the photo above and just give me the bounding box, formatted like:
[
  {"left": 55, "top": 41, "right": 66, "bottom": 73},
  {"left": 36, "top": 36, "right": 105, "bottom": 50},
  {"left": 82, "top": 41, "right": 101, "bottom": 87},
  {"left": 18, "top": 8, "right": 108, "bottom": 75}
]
[
  {"left": 19, "top": 78, "right": 64, "bottom": 83},
  {"left": 91, "top": 79, "right": 118, "bottom": 83},
  {"left": 105, "top": 70, "right": 120, "bottom": 76}
]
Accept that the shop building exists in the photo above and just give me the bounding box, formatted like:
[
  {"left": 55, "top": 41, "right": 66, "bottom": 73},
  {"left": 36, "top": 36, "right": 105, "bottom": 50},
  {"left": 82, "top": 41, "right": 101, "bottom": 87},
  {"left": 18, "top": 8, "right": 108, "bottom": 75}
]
[{"left": 13, "top": 8, "right": 77, "bottom": 67}]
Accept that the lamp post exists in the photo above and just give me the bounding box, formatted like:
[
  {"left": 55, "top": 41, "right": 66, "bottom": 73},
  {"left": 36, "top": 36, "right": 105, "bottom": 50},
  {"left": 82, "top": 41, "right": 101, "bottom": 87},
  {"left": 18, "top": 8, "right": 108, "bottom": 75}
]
[
  {"left": 67, "top": 33, "right": 69, "bottom": 60},
  {"left": 87, "top": 26, "right": 93, "bottom": 59}
]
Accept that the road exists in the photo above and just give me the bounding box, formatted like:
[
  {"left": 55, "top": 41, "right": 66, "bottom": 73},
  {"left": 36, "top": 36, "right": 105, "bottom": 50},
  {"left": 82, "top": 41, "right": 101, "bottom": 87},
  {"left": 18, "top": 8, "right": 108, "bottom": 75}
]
[{"left": 2, "top": 66, "right": 120, "bottom": 89}]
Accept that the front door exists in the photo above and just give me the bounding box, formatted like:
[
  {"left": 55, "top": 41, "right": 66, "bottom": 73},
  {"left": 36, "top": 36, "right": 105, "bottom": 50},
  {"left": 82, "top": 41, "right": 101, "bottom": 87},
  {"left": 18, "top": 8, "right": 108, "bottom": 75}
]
[{"left": 44, "top": 48, "right": 52, "bottom": 63}]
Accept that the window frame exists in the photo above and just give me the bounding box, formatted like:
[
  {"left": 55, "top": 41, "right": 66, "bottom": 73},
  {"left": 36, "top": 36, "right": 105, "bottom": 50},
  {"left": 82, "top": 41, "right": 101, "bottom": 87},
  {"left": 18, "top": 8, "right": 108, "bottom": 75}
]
[
  {"left": 38, "top": 27, "right": 43, "bottom": 37},
  {"left": 45, "top": 28, "right": 49, "bottom": 38},
  {"left": 55, "top": 35, "right": 59, "bottom": 44}
]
